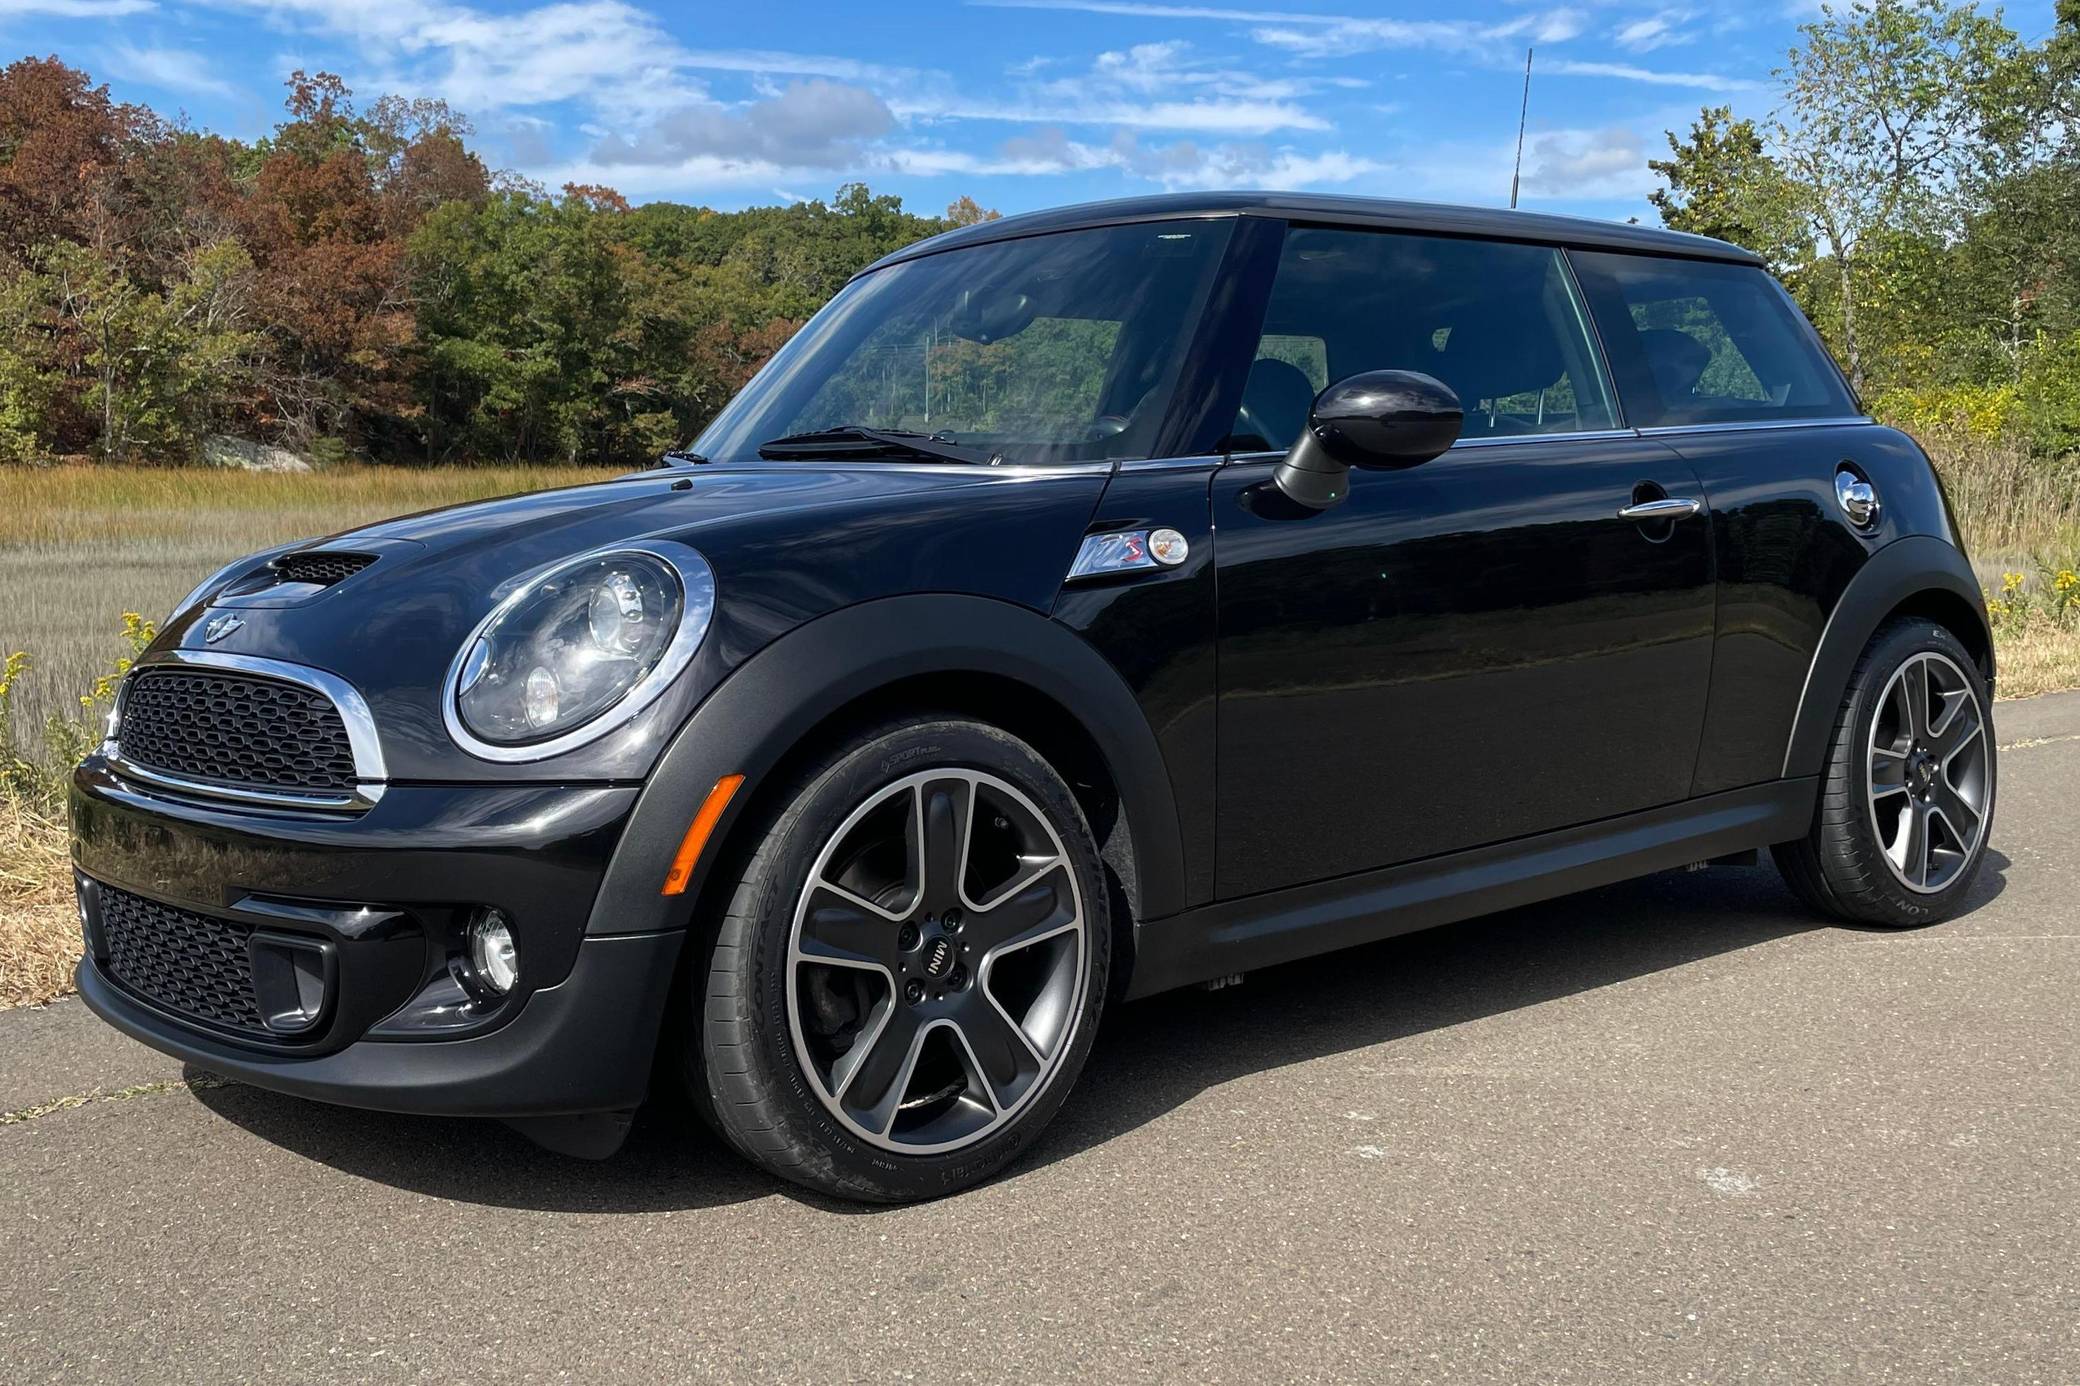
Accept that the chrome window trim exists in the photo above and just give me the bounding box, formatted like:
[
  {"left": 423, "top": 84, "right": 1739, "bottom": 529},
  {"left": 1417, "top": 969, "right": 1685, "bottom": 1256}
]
[
  {"left": 106, "top": 650, "right": 388, "bottom": 813},
  {"left": 1449, "top": 428, "right": 1642, "bottom": 450},
  {"left": 1116, "top": 454, "right": 1223, "bottom": 473},
  {"left": 1217, "top": 427, "right": 1644, "bottom": 465},
  {"left": 1637, "top": 415, "right": 1875, "bottom": 437},
  {"left": 1215, "top": 416, "right": 1876, "bottom": 465},
  {"left": 442, "top": 539, "right": 716, "bottom": 765}
]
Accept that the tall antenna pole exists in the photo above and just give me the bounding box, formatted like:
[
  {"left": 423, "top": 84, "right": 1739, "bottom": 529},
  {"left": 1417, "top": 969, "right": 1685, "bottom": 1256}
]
[{"left": 1509, "top": 46, "right": 1534, "bottom": 209}]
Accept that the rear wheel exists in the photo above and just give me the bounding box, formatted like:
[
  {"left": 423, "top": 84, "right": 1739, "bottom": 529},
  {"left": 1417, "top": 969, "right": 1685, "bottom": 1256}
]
[
  {"left": 689, "top": 717, "right": 1108, "bottom": 1201},
  {"left": 1774, "top": 618, "right": 1995, "bottom": 926}
]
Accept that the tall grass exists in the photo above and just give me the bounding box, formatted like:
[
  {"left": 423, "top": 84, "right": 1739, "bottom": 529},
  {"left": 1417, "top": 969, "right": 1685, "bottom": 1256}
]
[
  {"left": 1928, "top": 433, "right": 2080, "bottom": 566},
  {"left": 0, "top": 463, "right": 621, "bottom": 741}
]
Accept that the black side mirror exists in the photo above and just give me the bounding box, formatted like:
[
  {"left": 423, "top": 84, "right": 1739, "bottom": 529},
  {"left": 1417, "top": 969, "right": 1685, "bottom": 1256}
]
[{"left": 1272, "top": 370, "right": 1462, "bottom": 510}]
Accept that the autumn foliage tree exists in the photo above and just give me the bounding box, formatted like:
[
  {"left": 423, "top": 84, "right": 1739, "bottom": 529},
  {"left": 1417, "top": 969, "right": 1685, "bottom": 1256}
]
[{"left": 0, "top": 59, "right": 987, "bottom": 466}]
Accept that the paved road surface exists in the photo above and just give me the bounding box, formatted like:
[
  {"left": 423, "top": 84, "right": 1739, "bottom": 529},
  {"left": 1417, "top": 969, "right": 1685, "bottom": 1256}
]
[{"left": 5, "top": 694, "right": 2078, "bottom": 1383}]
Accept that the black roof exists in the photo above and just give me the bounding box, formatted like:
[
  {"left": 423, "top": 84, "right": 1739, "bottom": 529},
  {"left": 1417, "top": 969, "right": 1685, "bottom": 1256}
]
[{"left": 861, "top": 191, "right": 1761, "bottom": 276}]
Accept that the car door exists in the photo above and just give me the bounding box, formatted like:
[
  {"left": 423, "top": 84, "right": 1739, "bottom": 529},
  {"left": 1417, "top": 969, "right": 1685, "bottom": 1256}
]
[{"left": 1212, "top": 225, "right": 1717, "bottom": 899}]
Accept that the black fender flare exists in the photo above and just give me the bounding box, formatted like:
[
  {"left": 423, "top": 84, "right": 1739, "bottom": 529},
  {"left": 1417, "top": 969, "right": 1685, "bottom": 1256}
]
[
  {"left": 583, "top": 593, "right": 1187, "bottom": 937},
  {"left": 1781, "top": 534, "right": 1991, "bottom": 779}
]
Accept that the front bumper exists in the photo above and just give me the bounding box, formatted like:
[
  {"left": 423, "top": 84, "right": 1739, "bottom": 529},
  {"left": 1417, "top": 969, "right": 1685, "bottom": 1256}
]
[
  {"left": 76, "top": 931, "right": 682, "bottom": 1116},
  {"left": 70, "top": 756, "right": 683, "bottom": 1117}
]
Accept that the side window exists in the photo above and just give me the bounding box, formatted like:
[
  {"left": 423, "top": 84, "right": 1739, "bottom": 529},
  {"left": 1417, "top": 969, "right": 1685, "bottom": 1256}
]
[
  {"left": 1569, "top": 251, "right": 1857, "bottom": 427},
  {"left": 1228, "top": 227, "right": 1616, "bottom": 452},
  {"left": 1253, "top": 334, "right": 1329, "bottom": 392}
]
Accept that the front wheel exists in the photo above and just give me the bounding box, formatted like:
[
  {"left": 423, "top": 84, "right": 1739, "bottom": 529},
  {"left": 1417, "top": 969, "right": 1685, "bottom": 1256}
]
[
  {"left": 1774, "top": 617, "right": 1996, "bottom": 927},
  {"left": 689, "top": 717, "right": 1109, "bottom": 1202}
]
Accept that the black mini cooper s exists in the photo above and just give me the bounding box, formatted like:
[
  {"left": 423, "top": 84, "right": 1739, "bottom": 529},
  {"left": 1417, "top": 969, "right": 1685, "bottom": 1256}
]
[{"left": 72, "top": 193, "right": 1996, "bottom": 1201}]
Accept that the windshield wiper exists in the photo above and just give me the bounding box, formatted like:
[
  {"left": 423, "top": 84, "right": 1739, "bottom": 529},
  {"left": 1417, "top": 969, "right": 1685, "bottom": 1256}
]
[{"left": 757, "top": 426, "right": 1000, "bottom": 466}]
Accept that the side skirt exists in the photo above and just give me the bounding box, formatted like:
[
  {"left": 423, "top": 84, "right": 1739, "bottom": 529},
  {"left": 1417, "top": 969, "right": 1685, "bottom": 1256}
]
[{"left": 1124, "top": 778, "right": 1817, "bottom": 999}]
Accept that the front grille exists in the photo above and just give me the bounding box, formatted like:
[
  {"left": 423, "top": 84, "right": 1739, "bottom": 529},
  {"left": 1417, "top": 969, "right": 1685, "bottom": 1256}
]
[
  {"left": 270, "top": 551, "right": 375, "bottom": 586},
  {"left": 119, "top": 668, "right": 358, "bottom": 794},
  {"left": 99, "top": 886, "right": 266, "bottom": 1034}
]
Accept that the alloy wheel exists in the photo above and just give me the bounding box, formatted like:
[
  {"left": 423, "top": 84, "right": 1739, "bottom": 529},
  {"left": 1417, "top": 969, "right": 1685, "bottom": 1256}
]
[
  {"left": 1867, "top": 650, "right": 1990, "bottom": 894},
  {"left": 786, "top": 769, "right": 1088, "bottom": 1154}
]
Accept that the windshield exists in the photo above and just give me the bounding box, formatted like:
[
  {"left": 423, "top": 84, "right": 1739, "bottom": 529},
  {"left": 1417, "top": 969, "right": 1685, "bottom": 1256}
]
[{"left": 691, "top": 220, "right": 1235, "bottom": 466}]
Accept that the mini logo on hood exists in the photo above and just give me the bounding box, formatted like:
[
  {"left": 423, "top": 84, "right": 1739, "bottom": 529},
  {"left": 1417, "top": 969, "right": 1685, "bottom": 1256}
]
[{"left": 202, "top": 614, "right": 244, "bottom": 645}]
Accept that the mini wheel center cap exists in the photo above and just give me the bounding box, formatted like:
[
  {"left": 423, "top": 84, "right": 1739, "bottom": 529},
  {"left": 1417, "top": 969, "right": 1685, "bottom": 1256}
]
[{"left": 922, "top": 936, "right": 957, "bottom": 980}]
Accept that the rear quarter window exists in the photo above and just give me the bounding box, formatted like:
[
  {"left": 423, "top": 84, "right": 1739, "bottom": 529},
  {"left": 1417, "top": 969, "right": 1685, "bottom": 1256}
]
[{"left": 1570, "top": 251, "right": 1858, "bottom": 428}]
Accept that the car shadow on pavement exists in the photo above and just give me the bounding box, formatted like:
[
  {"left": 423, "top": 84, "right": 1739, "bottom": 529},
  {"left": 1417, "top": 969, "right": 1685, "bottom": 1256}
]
[
  {"left": 188, "top": 1072, "right": 779, "bottom": 1213},
  {"left": 187, "top": 852, "right": 2007, "bottom": 1214},
  {"left": 1020, "top": 850, "right": 2010, "bottom": 1185}
]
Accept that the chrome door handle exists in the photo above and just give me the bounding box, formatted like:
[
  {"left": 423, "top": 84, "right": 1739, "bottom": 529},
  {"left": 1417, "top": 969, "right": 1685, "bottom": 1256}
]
[{"left": 1617, "top": 497, "right": 1702, "bottom": 522}]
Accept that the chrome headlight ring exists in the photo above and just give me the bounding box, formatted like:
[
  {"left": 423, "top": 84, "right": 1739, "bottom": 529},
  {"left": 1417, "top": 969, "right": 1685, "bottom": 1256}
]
[{"left": 442, "top": 540, "right": 716, "bottom": 764}]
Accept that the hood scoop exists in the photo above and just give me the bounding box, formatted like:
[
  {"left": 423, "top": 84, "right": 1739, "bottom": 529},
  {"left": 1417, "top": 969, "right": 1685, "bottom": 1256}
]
[
  {"left": 211, "top": 549, "right": 386, "bottom": 609},
  {"left": 268, "top": 551, "right": 377, "bottom": 587}
]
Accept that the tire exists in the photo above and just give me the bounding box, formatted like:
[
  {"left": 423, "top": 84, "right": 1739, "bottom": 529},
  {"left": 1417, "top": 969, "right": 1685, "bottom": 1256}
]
[
  {"left": 1773, "top": 617, "right": 1996, "bottom": 927},
  {"left": 687, "top": 716, "right": 1110, "bottom": 1202}
]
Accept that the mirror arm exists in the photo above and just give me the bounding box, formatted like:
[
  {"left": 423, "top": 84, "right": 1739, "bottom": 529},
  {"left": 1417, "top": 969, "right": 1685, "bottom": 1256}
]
[{"left": 1272, "top": 431, "right": 1349, "bottom": 511}]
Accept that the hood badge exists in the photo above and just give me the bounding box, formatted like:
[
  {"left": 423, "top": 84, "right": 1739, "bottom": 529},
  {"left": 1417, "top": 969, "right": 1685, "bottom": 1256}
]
[{"left": 202, "top": 614, "right": 245, "bottom": 645}]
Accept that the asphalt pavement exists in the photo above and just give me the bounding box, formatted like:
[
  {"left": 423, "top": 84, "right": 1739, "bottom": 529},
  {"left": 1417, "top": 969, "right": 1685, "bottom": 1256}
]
[{"left": 4, "top": 693, "right": 2078, "bottom": 1383}]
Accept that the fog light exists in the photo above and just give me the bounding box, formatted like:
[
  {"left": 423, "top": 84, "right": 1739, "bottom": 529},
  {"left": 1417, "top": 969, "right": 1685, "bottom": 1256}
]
[{"left": 469, "top": 909, "right": 519, "bottom": 993}]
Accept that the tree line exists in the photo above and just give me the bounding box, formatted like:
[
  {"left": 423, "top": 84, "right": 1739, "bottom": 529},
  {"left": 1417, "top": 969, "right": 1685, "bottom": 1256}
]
[
  {"left": 0, "top": 59, "right": 997, "bottom": 467},
  {"left": 1651, "top": 0, "right": 2080, "bottom": 455}
]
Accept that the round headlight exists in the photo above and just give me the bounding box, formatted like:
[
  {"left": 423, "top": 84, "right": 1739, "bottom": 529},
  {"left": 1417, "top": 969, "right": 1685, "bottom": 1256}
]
[{"left": 449, "top": 544, "right": 714, "bottom": 756}]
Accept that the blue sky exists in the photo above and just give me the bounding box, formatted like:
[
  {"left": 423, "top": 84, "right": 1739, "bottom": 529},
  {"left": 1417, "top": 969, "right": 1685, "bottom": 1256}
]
[{"left": 0, "top": 0, "right": 2062, "bottom": 223}]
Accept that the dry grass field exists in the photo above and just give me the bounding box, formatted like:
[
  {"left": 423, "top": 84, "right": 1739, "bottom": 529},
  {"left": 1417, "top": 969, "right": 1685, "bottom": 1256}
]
[
  {"left": 0, "top": 464, "right": 621, "bottom": 738},
  {"left": 1, "top": 448, "right": 2076, "bottom": 1009}
]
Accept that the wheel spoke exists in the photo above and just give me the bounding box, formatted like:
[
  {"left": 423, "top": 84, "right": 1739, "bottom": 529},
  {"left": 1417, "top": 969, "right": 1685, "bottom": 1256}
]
[
  {"left": 1901, "top": 659, "right": 1932, "bottom": 740},
  {"left": 1929, "top": 697, "right": 1983, "bottom": 765},
  {"left": 796, "top": 885, "right": 898, "bottom": 972},
  {"left": 949, "top": 993, "right": 1044, "bottom": 1112},
  {"left": 834, "top": 1004, "right": 926, "bottom": 1137},
  {"left": 911, "top": 777, "right": 974, "bottom": 913},
  {"left": 1931, "top": 779, "right": 1982, "bottom": 853},
  {"left": 966, "top": 861, "right": 1077, "bottom": 957},
  {"left": 1869, "top": 746, "right": 1909, "bottom": 801},
  {"left": 1885, "top": 801, "right": 1932, "bottom": 889}
]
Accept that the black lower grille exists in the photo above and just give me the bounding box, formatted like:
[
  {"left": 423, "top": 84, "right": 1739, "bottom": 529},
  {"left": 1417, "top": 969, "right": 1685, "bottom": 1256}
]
[
  {"left": 119, "top": 668, "right": 358, "bottom": 794},
  {"left": 99, "top": 886, "right": 266, "bottom": 1035}
]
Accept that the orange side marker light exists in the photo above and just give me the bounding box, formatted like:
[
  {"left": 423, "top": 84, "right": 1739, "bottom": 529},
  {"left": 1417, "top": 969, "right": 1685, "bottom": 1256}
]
[{"left": 661, "top": 774, "right": 745, "bottom": 896}]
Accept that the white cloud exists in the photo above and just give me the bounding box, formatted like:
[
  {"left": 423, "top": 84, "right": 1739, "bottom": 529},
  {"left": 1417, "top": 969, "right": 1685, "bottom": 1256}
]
[
  {"left": 1612, "top": 11, "right": 1694, "bottom": 53},
  {"left": 898, "top": 41, "right": 1331, "bottom": 133},
  {"left": 592, "top": 80, "right": 894, "bottom": 170},
  {"left": 0, "top": 0, "right": 153, "bottom": 14},
  {"left": 971, "top": 0, "right": 1353, "bottom": 18},
  {"left": 1540, "top": 57, "right": 1761, "bottom": 92},
  {"left": 670, "top": 49, "right": 919, "bottom": 85},
  {"left": 1519, "top": 126, "right": 1648, "bottom": 199},
  {"left": 986, "top": 125, "right": 1383, "bottom": 189},
  {"left": 100, "top": 43, "right": 235, "bottom": 99},
  {"left": 972, "top": 0, "right": 1588, "bottom": 53},
  {"left": 1250, "top": 10, "right": 1585, "bottom": 59}
]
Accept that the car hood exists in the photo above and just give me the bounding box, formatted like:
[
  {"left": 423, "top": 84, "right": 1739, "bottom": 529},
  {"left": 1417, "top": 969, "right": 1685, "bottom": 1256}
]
[{"left": 151, "top": 462, "right": 1110, "bottom": 780}]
